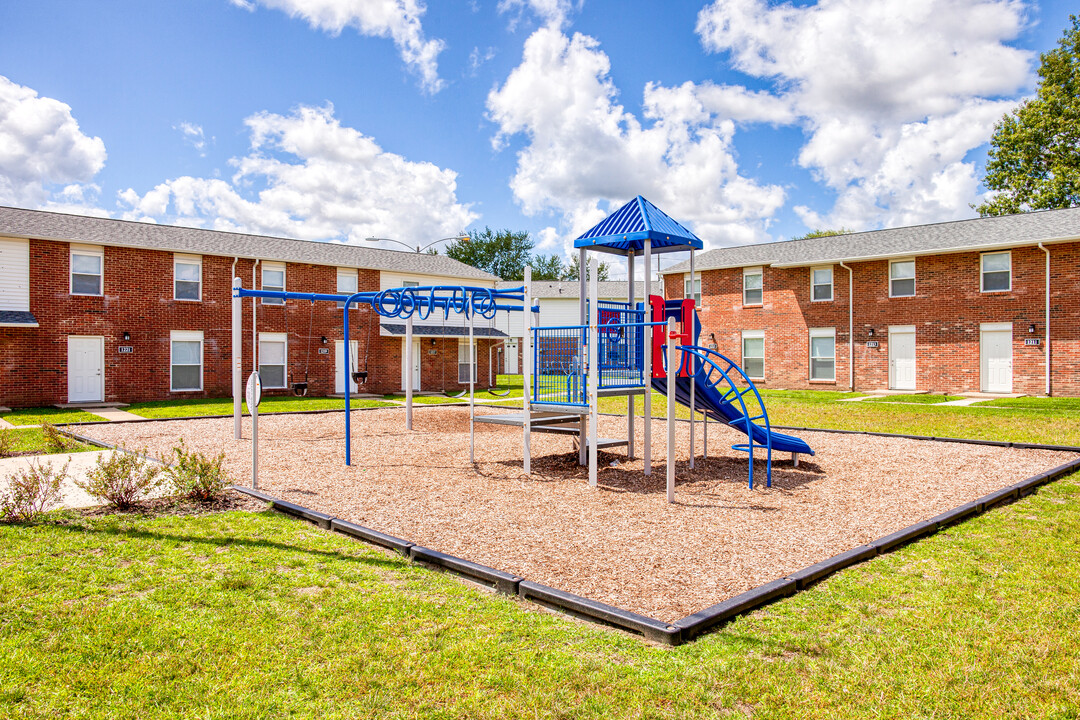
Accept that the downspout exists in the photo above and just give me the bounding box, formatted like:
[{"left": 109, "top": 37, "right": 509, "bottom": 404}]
[
  {"left": 839, "top": 261, "right": 854, "bottom": 391},
  {"left": 1039, "top": 243, "right": 1051, "bottom": 396}
]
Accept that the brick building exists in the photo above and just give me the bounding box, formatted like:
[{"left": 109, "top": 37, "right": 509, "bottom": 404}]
[
  {"left": 0, "top": 207, "right": 502, "bottom": 408},
  {"left": 661, "top": 207, "right": 1080, "bottom": 396}
]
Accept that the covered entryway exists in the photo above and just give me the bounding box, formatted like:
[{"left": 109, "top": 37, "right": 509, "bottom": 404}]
[
  {"left": 505, "top": 339, "right": 519, "bottom": 374},
  {"left": 981, "top": 323, "right": 1013, "bottom": 393},
  {"left": 888, "top": 326, "right": 916, "bottom": 390},
  {"left": 401, "top": 338, "right": 421, "bottom": 391},
  {"left": 334, "top": 340, "right": 360, "bottom": 394},
  {"left": 67, "top": 336, "right": 103, "bottom": 403}
]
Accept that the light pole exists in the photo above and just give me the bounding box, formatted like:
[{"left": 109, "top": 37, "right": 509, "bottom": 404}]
[{"left": 364, "top": 234, "right": 468, "bottom": 253}]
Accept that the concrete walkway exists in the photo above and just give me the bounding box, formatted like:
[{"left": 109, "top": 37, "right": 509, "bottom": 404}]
[
  {"left": 0, "top": 449, "right": 168, "bottom": 510},
  {"left": 86, "top": 408, "right": 145, "bottom": 422}
]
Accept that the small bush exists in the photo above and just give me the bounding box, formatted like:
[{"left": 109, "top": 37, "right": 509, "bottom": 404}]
[
  {"left": 76, "top": 449, "right": 162, "bottom": 510},
  {"left": 41, "top": 423, "right": 73, "bottom": 453},
  {"left": 0, "top": 428, "right": 14, "bottom": 458},
  {"left": 164, "top": 441, "right": 229, "bottom": 502},
  {"left": 0, "top": 458, "right": 69, "bottom": 522}
]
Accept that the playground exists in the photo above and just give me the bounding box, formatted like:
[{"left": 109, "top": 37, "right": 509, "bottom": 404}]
[{"left": 80, "top": 405, "right": 1073, "bottom": 622}]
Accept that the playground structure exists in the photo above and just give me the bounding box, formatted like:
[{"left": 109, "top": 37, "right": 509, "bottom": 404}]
[{"left": 229, "top": 196, "right": 814, "bottom": 499}]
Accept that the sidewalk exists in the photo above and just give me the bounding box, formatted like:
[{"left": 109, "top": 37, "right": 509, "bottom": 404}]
[{"left": 0, "top": 450, "right": 168, "bottom": 510}]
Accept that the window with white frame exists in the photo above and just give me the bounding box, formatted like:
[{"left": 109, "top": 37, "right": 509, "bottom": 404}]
[
  {"left": 261, "top": 262, "right": 285, "bottom": 305},
  {"left": 70, "top": 245, "right": 103, "bottom": 296},
  {"left": 811, "top": 266, "right": 833, "bottom": 302},
  {"left": 337, "top": 267, "right": 358, "bottom": 308},
  {"left": 170, "top": 331, "right": 203, "bottom": 392},
  {"left": 174, "top": 254, "right": 202, "bottom": 301},
  {"left": 741, "top": 330, "right": 764, "bottom": 380},
  {"left": 889, "top": 259, "right": 915, "bottom": 297},
  {"left": 743, "top": 267, "right": 763, "bottom": 305},
  {"left": 809, "top": 328, "right": 836, "bottom": 381},
  {"left": 259, "top": 332, "right": 288, "bottom": 389},
  {"left": 457, "top": 339, "right": 477, "bottom": 383},
  {"left": 981, "top": 251, "right": 1011, "bottom": 292},
  {"left": 684, "top": 273, "right": 701, "bottom": 305},
  {"left": 402, "top": 280, "right": 419, "bottom": 288}
]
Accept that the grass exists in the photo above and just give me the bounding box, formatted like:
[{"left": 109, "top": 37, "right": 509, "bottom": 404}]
[
  {"left": 0, "top": 407, "right": 106, "bottom": 426},
  {"left": 2, "top": 473, "right": 1079, "bottom": 718},
  {"left": 864, "top": 394, "right": 967, "bottom": 403},
  {"left": 126, "top": 395, "right": 396, "bottom": 418},
  {"left": 385, "top": 393, "right": 465, "bottom": 404},
  {"left": 0, "top": 427, "right": 94, "bottom": 456},
  {"left": 974, "top": 395, "right": 1080, "bottom": 411}
]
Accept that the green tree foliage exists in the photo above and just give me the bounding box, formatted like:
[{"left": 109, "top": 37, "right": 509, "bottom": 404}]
[
  {"left": 530, "top": 254, "right": 565, "bottom": 281},
  {"left": 791, "top": 228, "right": 852, "bottom": 241},
  {"left": 444, "top": 227, "right": 534, "bottom": 281},
  {"left": 562, "top": 254, "right": 611, "bottom": 281},
  {"left": 976, "top": 16, "right": 1080, "bottom": 216}
]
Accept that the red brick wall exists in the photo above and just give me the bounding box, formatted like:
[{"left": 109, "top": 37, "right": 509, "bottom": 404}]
[
  {"left": 664, "top": 244, "right": 1080, "bottom": 395},
  {"left": 0, "top": 239, "right": 494, "bottom": 408}
]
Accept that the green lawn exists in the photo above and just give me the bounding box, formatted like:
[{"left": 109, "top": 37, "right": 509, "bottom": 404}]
[
  {"left": 2, "top": 475, "right": 1079, "bottom": 718},
  {"left": 974, "top": 395, "right": 1080, "bottom": 411},
  {"left": 126, "top": 396, "right": 396, "bottom": 419},
  {"left": 864, "top": 394, "right": 967, "bottom": 404},
  {"left": 0, "top": 407, "right": 106, "bottom": 426},
  {"left": 0, "top": 427, "right": 94, "bottom": 456}
]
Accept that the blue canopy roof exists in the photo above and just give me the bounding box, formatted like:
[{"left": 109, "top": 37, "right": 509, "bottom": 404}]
[{"left": 573, "top": 196, "right": 704, "bottom": 256}]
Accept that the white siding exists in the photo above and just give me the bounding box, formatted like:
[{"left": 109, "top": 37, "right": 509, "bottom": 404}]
[
  {"left": 0, "top": 238, "right": 30, "bottom": 311},
  {"left": 380, "top": 270, "right": 497, "bottom": 331}
]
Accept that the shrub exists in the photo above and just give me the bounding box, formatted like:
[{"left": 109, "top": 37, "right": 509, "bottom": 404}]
[
  {"left": 164, "top": 441, "right": 229, "bottom": 502},
  {"left": 41, "top": 423, "right": 73, "bottom": 453},
  {"left": 0, "top": 458, "right": 69, "bottom": 522},
  {"left": 0, "top": 428, "right": 14, "bottom": 458},
  {"left": 76, "top": 449, "right": 162, "bottom": 510}
]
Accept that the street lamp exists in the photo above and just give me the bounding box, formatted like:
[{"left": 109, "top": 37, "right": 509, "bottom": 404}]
[{"left": 364, "top": 234, "right": 468, "bottom": 253}]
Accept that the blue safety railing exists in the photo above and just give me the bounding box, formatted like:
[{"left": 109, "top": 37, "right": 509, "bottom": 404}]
[
  {"left": 596, "top": 302, "right": 646, "bottom": 389},
  {"left": 533, "top": 325, "right": 587, "bottom": 406}
]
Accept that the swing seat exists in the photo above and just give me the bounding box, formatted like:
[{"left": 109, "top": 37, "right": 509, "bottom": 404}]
[
  {"left": 487, "top": 387, "right": 512, "bottom": 397},
  {"left": 291, "top": 382, "right": 309, "bottom": 396},
  {"left": 352, "top": 371, "right": 368, "bottom": 385}
]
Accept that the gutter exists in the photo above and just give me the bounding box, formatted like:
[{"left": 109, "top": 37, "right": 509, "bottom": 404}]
[
  {"left": 1039, "top": 243, "right": 1051, "bottom": 396},
  {"left": 839, "top": 262, "right": 854, "bottom": 391}
]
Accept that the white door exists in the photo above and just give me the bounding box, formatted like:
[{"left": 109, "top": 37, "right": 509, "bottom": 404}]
[
  {"left": 400, "top": 339, "right": 421, "bottom": 390},
  {"left": 888, "top": 327, "right": 916, "bottom": 390},
  {"left": 505, "top": 339, "right": 519, "bottom": 374},
  {"left": 67, "top": 336, "right": 103, "bottom": 402},
  {"left": 981, "top": 324, "right": 1013, "bottom": 393},
  {"left": 335, "top": 340, "right": 360, "bottom": 394}
]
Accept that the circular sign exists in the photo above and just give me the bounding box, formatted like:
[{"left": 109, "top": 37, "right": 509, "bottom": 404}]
[{"left": 245, "top": 372, "right": 262, "bottom": 409}]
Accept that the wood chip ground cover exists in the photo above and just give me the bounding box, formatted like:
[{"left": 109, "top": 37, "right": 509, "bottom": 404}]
[{"left": 81, "top": 407, "right": 1077, "bottom": 623}]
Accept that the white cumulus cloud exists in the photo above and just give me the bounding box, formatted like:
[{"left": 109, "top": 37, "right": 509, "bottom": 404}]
[
  {"left": 696, "top": 0, "right": 1034, "bottom": 231},
  {"left": 498, "top": 0, "right": 580, "bottom": 30},
  {"left": 0, "top": 75, "right": 107, "bottom": 209},
  {"left": 231, "top": 0, "right": 446, "bottom": 93},
  {"left": 119, "top": 103, "right": 477, "bottom": 244},
  {"left": 487, "top": 26, "right": 785, "bottom": 251}
]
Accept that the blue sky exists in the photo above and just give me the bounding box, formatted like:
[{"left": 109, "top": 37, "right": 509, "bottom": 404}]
[{"left": 0, "top": 0, "right": 1075, "bottom": 271}]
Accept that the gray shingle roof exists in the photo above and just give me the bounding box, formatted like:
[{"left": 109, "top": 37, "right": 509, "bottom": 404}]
[
  {"left": 0, "top": 310, "right": 37, "bottom": 326},
  {"left": 496, "top": 280, "right": 646, "bottom": 298},
  {"left": 0, "top": 206, "right": 498, "bottom": 282},
  {"left": 664, "top": 207, "right": 1080, "bottom": 274}
]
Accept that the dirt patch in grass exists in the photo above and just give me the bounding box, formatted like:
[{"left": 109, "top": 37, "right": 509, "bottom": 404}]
[{"left": 70, "top": 489, "right": 268, "bottom": 520}]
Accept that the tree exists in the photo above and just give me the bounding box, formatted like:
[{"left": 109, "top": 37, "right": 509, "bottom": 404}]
[
  {"left": 976, "top": 16, "right": 1080, "bottom": 216},
  {"left": 562, "top": 254, "right": 611, "bottom": 281},
  {"left": 530, "top": 254, "right": 564, "bottom": 281},
  {"left": 791, "top": 228, "right": 851, "bottom": 241},
  {"left": 444, "top": 227, "right": 534, "bottom": 281}
]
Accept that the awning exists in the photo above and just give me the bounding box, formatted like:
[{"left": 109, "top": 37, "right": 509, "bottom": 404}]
[
  {"left": 0, "top": 310, "right": 39, "bottom": 327},
  {"left": 379, "top": 323, "right": 508, "bottom": 338}
]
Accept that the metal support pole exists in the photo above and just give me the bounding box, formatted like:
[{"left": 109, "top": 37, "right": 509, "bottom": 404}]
[
  {"left": 232, "top": 277, "right": 242, "bottom": 440},
  {"left": 251, "top": 260, "right": 259, "bottom": 374},
  {"left": 251, "top": 399, "right": 258, "bottom": 490},
  {"left": 689, "top": 248, "right": 696, "bottom": 470},
  {"left": 469, "top": 307, "right": 475, "bottom": 465},
  {"left": 523, "top": 266, "right": 532, "bottom": 475},
  {"left": 666, "top": 317, "right": 676, "bottom": 503},
  {"left": 589, "top": 257, "right": 599, "bottom": 489},
  {"left": 643, "top": 239, "right": 652, "bottom": 475},
  {"left": 627, "top": 251, "right": 635, "bottom": 459},
  {"left": 344, "top": 303, "right": 352, "bottom": 466},
  {"left": 579, "top": 247, "right": 587, "bottom": 466},
  {"left": 405, "top": 314, "right": 414, "bottom": 431}
]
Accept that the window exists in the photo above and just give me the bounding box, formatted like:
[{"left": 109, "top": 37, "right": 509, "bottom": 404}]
[
  {"left": 981, "top": 251, "right": 1011, "bottom": 292},
  {"left": 889, "top": 259, "right": 915, "bottom": 297},
  {"left": 684, "top": 273, "right": 701, "bottom": 305},
  {"left": 70, "top": 245, "right": 103, "bottom": 296},
  {"left": 809, "top": 328, "right": 836, "bottom": 381},
  {"left": 261, "top": 262, "right": 285, "bottom": 305},
  {"left": 259, "top": 333, "right": 287, "bottom": 389},
  {"left": 170, "top": 331, "right": 203, "bottom": 392},
  {"left": 811, "top": 266, "right": 833, "bottom": 302},
  {"left": 337, "top": 267, "right": 358, "bottom": 308},
  {"left": 402, "top": 280, "right": 419, "bottom": 288},
  {"left": 743, "top": 267, "right": 763, "bottom": 306},
  {"left": 174, "top": 254, "right": 202, "bottom": 301},
  {"left": 458, "top": 339, "right": 476, "bottom": 383},
  {"left": 741, "top": 330, "right": 764, "bottom": 380}
]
